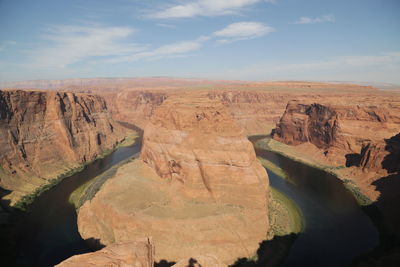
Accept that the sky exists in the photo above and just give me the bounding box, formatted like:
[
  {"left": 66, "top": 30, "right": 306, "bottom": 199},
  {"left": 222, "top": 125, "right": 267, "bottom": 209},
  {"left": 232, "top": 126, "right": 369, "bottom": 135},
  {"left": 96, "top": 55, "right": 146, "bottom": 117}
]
[{"left": 0, "top": 0, "right": 399, "bottom": 83}]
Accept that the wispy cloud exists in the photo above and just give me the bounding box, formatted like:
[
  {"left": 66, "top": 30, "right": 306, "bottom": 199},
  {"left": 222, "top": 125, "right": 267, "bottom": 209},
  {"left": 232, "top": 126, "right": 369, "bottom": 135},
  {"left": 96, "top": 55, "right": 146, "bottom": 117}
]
[
  {"left": 293, "top": 14, "right": 335, "bottom": 24},
  {"left": 22, "top": 20, "right": 273, "bottom": 68},
  {"left": 109, "top": 40, "right": 202, "bottom": 63},
  {"left": 0, "top": 40, "right": 16, "bottom": 52},
  {"left": 147, "top": 0, "right": 264, "bottom": 19},
  {"left": 156, "top": 23, "right": 177, "bottom": 29},
  {"left": 213, "top": 22, "right": 274, "bottom": 44},
  {"left": 28, "top": 24, "right": 143, "bottom": 68}
]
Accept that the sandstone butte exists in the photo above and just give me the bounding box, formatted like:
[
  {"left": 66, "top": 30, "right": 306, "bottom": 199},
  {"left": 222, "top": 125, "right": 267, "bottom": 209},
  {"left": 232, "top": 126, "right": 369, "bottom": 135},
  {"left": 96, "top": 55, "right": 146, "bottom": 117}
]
[
  {"left": 272, "top": 100, "right": 400, "bottom": 237},
  {"left": 0, "top": 89, "right": 125, "bottom": 205},
  {"left": 77, "top": 96, "right": 270, "bottom": 265}
]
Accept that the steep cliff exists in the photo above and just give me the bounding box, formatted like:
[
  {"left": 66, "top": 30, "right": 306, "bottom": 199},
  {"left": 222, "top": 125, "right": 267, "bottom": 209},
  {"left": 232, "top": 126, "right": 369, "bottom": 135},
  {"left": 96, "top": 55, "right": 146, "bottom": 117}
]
[
  {"left": 77, "top": 96, "right": 269, "bottom": 264},
  {"left": 99, "top": 82, "right": 379, "bottom": 135},
  {"left": 140, "top": 96, "right": 269, "bottom": 200},
  {"left": 273, "top": 100, "right": 400, "bottom": 167},
  {"left": 102, "top": 90, "right": 167, "bottom": 129},
  {"left": 0, "top": 90, "right": 124, "bottom": 205}
]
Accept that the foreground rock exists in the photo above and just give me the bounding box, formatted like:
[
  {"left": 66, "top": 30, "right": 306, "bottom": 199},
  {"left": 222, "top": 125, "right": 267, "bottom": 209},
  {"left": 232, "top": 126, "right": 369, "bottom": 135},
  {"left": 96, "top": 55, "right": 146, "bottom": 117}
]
[
  {"left": 55, "top": 239, "right": 154, "bottom": 267},
  {"left": 0, "top": 90, "right": 125, "bottom": 205},
  {"left": 78, "top": 97, "right": 269, "bottom": 264}
]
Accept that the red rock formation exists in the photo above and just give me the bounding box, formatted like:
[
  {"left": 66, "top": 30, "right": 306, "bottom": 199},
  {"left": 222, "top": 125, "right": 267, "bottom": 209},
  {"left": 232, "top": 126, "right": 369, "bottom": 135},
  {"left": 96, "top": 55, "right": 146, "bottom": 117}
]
[
  {"left": 102, "top": 90, "right": 167, "bottom": 129},
  {"left": 78, "top": 96, "right": 269, "bottom": 264},
  {"left": 55, "top": 239, "right": 154, "bottom": 267},
  {"left": 273, "top": 100, "right": 400, "bottom": 167},
  {"left": 140, "top": 97, "right": 269, "bottom": 203},
  {"left": 0, "top": 90, "right": 125, "bottom": 205}
]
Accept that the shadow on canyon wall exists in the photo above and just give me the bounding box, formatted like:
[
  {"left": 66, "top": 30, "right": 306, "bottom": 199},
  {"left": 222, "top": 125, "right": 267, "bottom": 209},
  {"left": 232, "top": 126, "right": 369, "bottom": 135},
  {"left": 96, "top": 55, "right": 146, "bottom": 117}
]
[
  {"left": 118, "top": 120, "right": 144, "bottom": 136},
  {"left": 0, "top": 187, "right": 17, "bottom": 267},
  {"left": 351, "top": 133, "right": 400, "bottom": 266},
  {"left": 230, "top": 233, "right": 298, "bottom": 267},
  {"left": 155, "top": 260, "right": 177, "bottom": 267}
]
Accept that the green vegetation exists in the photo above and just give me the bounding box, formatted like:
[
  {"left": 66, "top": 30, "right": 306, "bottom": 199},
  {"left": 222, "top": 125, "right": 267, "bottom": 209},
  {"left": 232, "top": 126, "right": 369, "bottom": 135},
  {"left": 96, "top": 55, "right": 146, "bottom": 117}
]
[
  {"left": 268, "top": 187, "right": 304, "bottom": 236},
  {"left": 343, "top": 179, "right": 373, "bottom": 206},
  {"left": 14, "top": 133, "right": 138, "bottom": 211},
  {"left": 255, "top": 138, "right": 345, "bottom": 174},
  {"left": 255, "top": 136, "right": 372, "bottom": 207},
  {"left": 69, "top": 156, "right": 136, "bottom": 209},
  {"left": 257, "top": 156, "right": 291, "bottom": 182},
  {"left": 14, "top": 165, "right": 85, "bottom": 211}
]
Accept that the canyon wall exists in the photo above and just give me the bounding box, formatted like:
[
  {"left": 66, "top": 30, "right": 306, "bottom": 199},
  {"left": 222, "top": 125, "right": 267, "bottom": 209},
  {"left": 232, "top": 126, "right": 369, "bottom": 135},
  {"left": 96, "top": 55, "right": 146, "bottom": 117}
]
[
  {"left": 271, "top": 99, "right": 400, "bottom": 241},
  {"left": 98, "top": 82, "right": 379, "bottom": 135},
  {"left": 77, "top": 96, "right": 270, "bottom": 264},
  {"left": 0, "top": 90, "right": 125, "bottom": 205},
  {"left": 273, "top": 100, "right": 400, "bottom": 167},
  {"left": 101, "top": 91, "right": 167, "bottom": 129}
]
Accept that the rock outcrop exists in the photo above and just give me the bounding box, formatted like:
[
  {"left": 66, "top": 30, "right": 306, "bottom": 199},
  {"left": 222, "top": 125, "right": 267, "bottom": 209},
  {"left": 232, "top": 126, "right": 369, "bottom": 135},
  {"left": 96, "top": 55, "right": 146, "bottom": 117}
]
[
  {"left": 273, "top": 100, "right": 400, "bottom": 167},
  {"left": 55, "top": 239, "right": 154, "bottom": 267},
  {"left": 78, "top": 97, "right": 269, "bottom": 264},
  {"left": 140, "top": 97, "right": 269, "bottom": 201},
  {"left": 0, "top": 90, "right": 124, "bottom": 205}
]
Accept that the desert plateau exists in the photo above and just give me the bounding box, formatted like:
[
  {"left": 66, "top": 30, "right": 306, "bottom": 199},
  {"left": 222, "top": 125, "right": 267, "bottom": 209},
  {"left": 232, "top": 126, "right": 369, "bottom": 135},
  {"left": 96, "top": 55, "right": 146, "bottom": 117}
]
[{"left": 1, "top": 1, "right": 399, "bottom": 267}]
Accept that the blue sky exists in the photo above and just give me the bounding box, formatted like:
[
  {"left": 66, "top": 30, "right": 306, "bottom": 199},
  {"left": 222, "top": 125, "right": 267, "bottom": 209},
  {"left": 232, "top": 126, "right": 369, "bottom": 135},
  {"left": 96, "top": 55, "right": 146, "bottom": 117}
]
[{"left": 0, "top": 0, "right": 399, "bottom": 83}]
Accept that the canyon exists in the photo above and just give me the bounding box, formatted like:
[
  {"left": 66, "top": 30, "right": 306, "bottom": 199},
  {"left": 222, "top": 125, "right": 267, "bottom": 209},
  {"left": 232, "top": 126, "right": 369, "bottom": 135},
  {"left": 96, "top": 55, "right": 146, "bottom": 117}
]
[
  {"left": 272, "top": 100, "right": 400, "bottom": 198},
  {"left": 76, "top": 96, "right": 270, "bottom": 265},
  {"left": 0, "top": 90, "right": 125, "bottom": 206},
  {"left": 1, "top": 79, "right": 399, "bottom": 266},
  {"left": 271, "top": 100, "right": 400, "bottom": 246}
]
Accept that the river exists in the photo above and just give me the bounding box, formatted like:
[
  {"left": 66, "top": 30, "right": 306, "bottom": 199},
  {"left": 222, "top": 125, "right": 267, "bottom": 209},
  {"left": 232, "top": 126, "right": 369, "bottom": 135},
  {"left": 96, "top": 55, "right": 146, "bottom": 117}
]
[{"left": 9, "top": 135, "right": 378, "bottom": 267}]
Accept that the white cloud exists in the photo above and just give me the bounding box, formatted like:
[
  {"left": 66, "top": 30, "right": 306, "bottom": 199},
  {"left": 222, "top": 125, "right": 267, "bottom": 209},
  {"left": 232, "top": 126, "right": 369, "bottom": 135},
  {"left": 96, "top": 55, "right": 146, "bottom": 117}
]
[
  {"left": 213, "top": 22, "right": 274, "bottom": 43},
  {"left": 29, "top": 24, "right": 143, "bottom": 68},
  {"left": 293, "top": 14, "right": 335, "bottom": 24},
  {"left": 147, "top": 0, "right": 264, "bottom": 19},
  {"left": 108, "top": 41, "right": 202, "bottom": 63},
  {"left": 105, "top": 21, "right": 272, "bottom": 63},
  {"left": 23, "top": 20, "right": 273, "bottom": 68}
]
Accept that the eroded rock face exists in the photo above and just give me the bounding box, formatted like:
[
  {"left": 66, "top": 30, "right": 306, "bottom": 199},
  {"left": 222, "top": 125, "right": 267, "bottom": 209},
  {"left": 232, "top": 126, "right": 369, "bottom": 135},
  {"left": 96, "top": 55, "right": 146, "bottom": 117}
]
[
  {"left": 103, "top": 91, "right": 167, "bottom": 129},
  {"left": 273, "top": 100, "right": 400, "bottom": 167},
  {"left": 0, "top": 90, "right": 124, "bottom": 205},
  {"left": 273, "top": 102, "right": 338, "bottom": 149},
  {"left": 78, "top": 97, "right": 269, "bottom": 264},
  {"left": 55, "top": 239, "right": 154, "bottom": 267},
  {"left": 140, "top": 97, "right": 269, "bottom": 203}
]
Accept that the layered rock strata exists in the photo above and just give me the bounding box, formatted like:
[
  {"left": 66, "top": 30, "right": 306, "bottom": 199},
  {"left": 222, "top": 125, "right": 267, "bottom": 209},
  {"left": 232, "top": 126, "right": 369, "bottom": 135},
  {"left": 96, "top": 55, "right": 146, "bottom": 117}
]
[
  {"left": 273, "top": 100, "right": 400, "bottom": 168},
  {"left": 78, "top": 97, "right": 269, "bottom": 264},
  {"left": 0, "top": 90, "right": 124, "bottom": 205}
]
